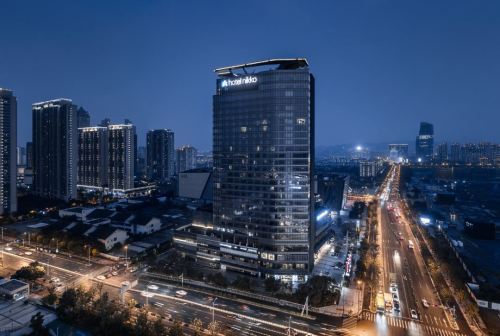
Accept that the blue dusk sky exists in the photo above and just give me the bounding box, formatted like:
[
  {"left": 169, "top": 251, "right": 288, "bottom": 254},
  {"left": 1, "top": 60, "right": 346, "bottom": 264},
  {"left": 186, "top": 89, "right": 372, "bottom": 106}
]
[{"left": 1, "top": 0, "right": 499, "bottom": 151}]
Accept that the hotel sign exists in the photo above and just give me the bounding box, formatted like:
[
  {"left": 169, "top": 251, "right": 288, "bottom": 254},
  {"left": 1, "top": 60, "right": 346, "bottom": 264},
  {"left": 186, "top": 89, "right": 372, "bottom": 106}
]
[{"left": 219, "top": 76, "right": 258, "bottom": 91}]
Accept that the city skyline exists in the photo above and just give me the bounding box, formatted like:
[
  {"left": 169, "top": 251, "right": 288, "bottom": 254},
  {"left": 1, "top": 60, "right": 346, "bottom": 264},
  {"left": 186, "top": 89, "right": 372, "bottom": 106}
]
[{"left": 2, "top": 0, "right": 500, "bottom": 151}]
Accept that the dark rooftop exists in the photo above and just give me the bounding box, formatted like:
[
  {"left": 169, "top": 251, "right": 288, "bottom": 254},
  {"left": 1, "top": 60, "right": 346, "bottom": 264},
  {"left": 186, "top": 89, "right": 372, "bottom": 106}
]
[
  {"left": 89, "top": 225, "right": 118, "bottom": 240},
  {"left": 66, "top": 223, "right": 90, "bottom": 236},
  {"left": 86, "top": 208, "right": 115, "bottom": 220},
  {"left": 111, "top": 211, "right": 133, "bottom": 223},
  {"left": 130, "top": 214, "right": 155, "bottom": 226},
  {"left": 0, "top": 279, "right": 29, "bottom": 292},
  {"left": 215, "top": 58, "right": 309, "bottom": 76}
]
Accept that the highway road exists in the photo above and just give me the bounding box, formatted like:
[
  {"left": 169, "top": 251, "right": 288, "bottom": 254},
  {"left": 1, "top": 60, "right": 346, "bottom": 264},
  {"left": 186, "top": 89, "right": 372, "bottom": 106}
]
[
  {"left": 0, "top": 242, "right": 351, "bottom": 336},
  {"left": 357, "top": 165, "right": 472, "bottom": 336}
]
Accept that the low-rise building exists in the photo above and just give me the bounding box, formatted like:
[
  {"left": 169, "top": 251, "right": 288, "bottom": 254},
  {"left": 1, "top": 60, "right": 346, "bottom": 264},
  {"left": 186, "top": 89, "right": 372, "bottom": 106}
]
[
  {"left": 0, "top": 279, "right": 30, "bottom": 301},
  {"left": 59, "top": 207, "right": 93, "bottom": 221},
  {"left": 87, "top": 225, "right": 128, "bottom": 251}
]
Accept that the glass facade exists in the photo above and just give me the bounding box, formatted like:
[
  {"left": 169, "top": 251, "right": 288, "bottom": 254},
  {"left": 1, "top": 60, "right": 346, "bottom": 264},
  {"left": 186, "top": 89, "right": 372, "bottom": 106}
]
[{"left": 213, "top": 61, "right": 315, "bottom": 277}]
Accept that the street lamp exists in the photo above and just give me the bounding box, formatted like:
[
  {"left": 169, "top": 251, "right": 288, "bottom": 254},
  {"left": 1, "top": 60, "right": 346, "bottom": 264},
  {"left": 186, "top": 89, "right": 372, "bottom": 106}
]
[
  {"left": 212, "top": 297, "right": 218, "bottom": 323},
  {"left": 357, "top": 280, "right": 363, "bottom": 314},
  {"left": 85, "top": 245, "right": 91, "bottom": 265},
  {"left": 124, "top": 245, "right": 128, "bottom": 269}
]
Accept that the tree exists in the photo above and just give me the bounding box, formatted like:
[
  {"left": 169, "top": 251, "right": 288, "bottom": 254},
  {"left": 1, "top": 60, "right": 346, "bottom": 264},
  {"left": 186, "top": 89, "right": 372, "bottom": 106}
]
[
  {"left": 264, "top": 277, "right": 280, "bottom": 292},
  {"left": 135, "top": 310, "right": 152, "bottom": 336},
  {"left": 232, "top": 276, "right": 251, "bottom": 291},
  {"left": 207, "top": 272, "right": 228, "bottom": 288},
  {"left": 42, "top": 287, "right": 57, "bottom": 306},
  {"left": 152, "top": 317, "right": 167, "bottom": 336},
  {"left": 12, "top": 262, "right": 45, "bottom": 281},
  {"left": 190, "top": 318, "right": 203, "bottom": 336},
  {"left": 207, "top": 321, "right": 220, "bottom": 336},
  {"left": 168, "top": 319, "right": 184, "bottom": 336},
  {"left": 29, "top": 312, "right": 48, "bottom": 336}
]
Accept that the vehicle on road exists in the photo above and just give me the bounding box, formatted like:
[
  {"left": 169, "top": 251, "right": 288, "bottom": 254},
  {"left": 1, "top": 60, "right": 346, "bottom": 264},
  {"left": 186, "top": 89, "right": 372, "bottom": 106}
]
[
  {"left": 392, "top": 293, "right": 399, "bottom": 301},
  {"left": 96, "top": 275, "right": 106, "bottom": 280},
  {"left": 24, "top": 251, "right": 33, "bottom": 255},
  {"left": 129, "top": 267, "right": 138, "bottom": 273},
  {"left": 410, "top": 309, "right": 418, "bottom": 319},
  {"left": 147, "top": 284, "right": 159, "bottom": 290},
  {"left": 4, "top": 246, "right": 12, "bottom": 251},
  {"left": 390, "top": 286, "right": 398, "bottom": 293},
  {"left": 111, "top": 271, "right": 118, "bottom": 276},
  {"left": 384, "top": 293, "right": 393, "bottom": 312},
  {"left": 408, "top": 240, "right": 414, "bottom": 249},
  {"left": 50, "top": 277, "right": 60, "bottom": 283},
  {"left": 393, "top": 302, "right": 400, "bottom": 311},
  {"left": 422, "top": 299, "right": 429, "bottom": 308},
  {"left": 175, "top": 290, "right": 187, "bottom": 297}
]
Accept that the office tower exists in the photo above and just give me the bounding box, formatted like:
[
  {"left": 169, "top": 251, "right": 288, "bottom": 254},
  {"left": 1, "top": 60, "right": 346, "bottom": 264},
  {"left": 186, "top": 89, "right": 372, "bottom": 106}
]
[
  {"left": 16, "top": 147, "right": 26, "bottom": 166},
  {"left": 32, "top": 99, "right": 77, "bottom": 201},
  {"left": 108, "top": 124, "right": 135, "bottom": 190},
  {"left": 146, "top": 129, "right": 174, "bottom": 181},
  {"left": 415, "top": 122, "right": 434, "bottom": 162},
  {"left": 388, "top": 144, "right": 409, "bottom": 162},
  {"left": 436, "top": 142, "right": 448, "bottom": 162},
  {"left": 78, "top": 126, "right": 108, "bottom": 188},
  {"left": 77, "top": 107, "right": 90, "bottom": 128},
  {"left": 176, "top": 145, "right": 197, "bottom": 173},
  {"left": 213, "top": 59, "right": 314, "bottom": 279},
  {"left": 450, "top": 143, "right": 461, "bottom": 163},
  {"left": 0, "top": 89, "right": 17, "bottom": 214},
  {"left": 316, "top": 174, "right": 349, "bottom": 212},
  {"left": 26, "top": 142, "right": 33, "bottom": 169}
]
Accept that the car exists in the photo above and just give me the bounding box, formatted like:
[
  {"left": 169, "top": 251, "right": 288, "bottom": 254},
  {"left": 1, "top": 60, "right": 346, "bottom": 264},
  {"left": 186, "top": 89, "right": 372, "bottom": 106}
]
[
  {"left": 390, "top": 282, "right": 397, "bottom": 288},
  {"left": 392, "top": 293, "right": 399, "bottom": 301},
  {"left": 96, "top": 275, "right": 106, "bottom": 281},
  {"left": 50, "top": 277, "right": 60, "bottom": 283},
  {"left": 4, "top": 247, "right": 12, "bottom": 251},
  {"left": 175, "top": 290, "right": 187, "bottom": 297},
  {"left": 410, "top": 309, "right": 418, "bottom": 319},
  {"left": 422, "top": 299, "right": 429, "bottom": 308},
  {"left": 147, "top": 284, "right": 159, "bottom": 291},
  {"left": 24, "top": 251, "right": 33, "bottom": 255},
  {"left": 129, "top": 267, "right": 138, "bottom": 273},
  {"left": 393, "top": 302, "right": 400, "bottom": 311},
  {"left": 111, "top": 271, "right": 118, "bottom": 276},
  {"left": 390, "top": 286, "right": 398, "bottom": 293}
]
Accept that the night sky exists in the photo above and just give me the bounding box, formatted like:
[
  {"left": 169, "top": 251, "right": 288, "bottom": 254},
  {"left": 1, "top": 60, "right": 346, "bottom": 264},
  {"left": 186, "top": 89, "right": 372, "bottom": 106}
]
[{"left": 2, "top": 0, "right": 499, "bottom": 151}]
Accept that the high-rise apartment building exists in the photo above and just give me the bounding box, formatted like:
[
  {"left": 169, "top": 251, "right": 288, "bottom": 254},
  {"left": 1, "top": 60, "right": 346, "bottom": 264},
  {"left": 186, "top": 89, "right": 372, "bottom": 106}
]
[
  {"left": 0, "top": 89, "right": 17, "bottom": 214},
  {"left": 213, "top": 59, "right": 315, "bottom": 279},
  {"left": 108, "top": 124, "right": 135, "bottom": 190},
  {"left": 146, "top": 129, "right": 174, "bottom": 182},
  {"left": 77, "top": 122, "right": 136, "bottom": 193},
  {"left": 176, "top": 145, "right": 197, "bottom": 174},
  {"left": 416, "top": 122, "right": 434, "bottom": 162},
  {"left": 26, "top": 142, "right": 33, "bottom": 169},
  {"left": 32, "top": 99, "right": 77, "bottom": 201},
  {"left": 77, "top": 107, "right": 90, "bottom": 128},
  {"left": 436, "top": 142, "right": 448, "bottom": 162},
  {"left": 360, "top": 160, "right": 383, "bottom": 177},
  {"left": 450, "top": 143, "right": 461, "bottom": 163},
  {"left": 78, "top": 126, "right": 108, "bottom": 188},
  {"left": 16, "top": 147, "right": 26, "bottom": 166}
]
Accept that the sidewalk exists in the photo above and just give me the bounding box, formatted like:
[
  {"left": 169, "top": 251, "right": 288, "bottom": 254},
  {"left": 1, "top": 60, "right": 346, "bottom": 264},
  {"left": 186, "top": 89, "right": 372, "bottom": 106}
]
[{"left": 320, "top": 287, "right": 363, "bottom": 317}]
